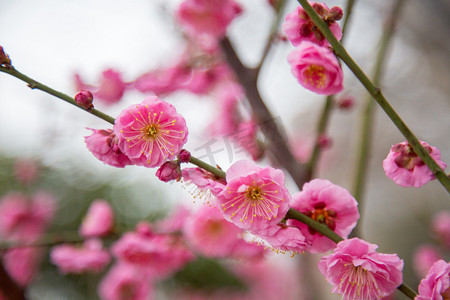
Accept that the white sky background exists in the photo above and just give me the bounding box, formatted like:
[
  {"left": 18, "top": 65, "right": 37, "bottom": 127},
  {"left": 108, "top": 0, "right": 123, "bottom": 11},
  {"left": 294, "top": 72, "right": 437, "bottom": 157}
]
[{"left": 0, "top": 0, "right": 449, "bottom": 298}]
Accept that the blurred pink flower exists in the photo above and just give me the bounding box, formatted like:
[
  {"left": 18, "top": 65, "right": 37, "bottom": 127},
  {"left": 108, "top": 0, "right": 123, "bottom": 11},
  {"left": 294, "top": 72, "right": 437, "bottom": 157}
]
[
  {"left": 0, "top": 191, "right": 55, "bottom": 242},
  {"left": 85, "top": 128, "right": 133, "bottom": 168},
  {"left": 288, "top": 41, "right": 343, "bottom": 95},
  {"left": 383, "top": 141, "right": 446, "bottom": 188},
  {"left": 413, "top": 245, "right": 442, "bottom": 278},
  {"left": 3, "top": 247, "right": 43, "bottom": 286},
  {"left": 114, "top": 96, "right": 188, "bottom": 168},
  {"left": 79, "top": 200, "right": 114, "bottom": 238},
  {"left": 259, "top": 223, "right": 307, "bottom": 255},
  {"left": 50, "top": 239, "right": 111, "bottom": 274},
  {"left": 112, "top": 226, "right": 194, "bottom": 278},
  {"left": 13, "top": 158, "right": 39, "bottom": 186},
  {"left": 75, "top": 69, "right": 127, "bottom": 105},
  {"left": 318, "top": 238, "right": 403, "bottom": 300},
  {"left": 182, "top": 167, "right": 226, "bottom": 206},
  {"left": 283, "top": 3, "right": 342, "bottom": 47},
  {"left": 154, "top": 205, "right": 191, "bottom": 234},
  {"left": 98, "top": 263, "right": 153, "bottom": 300},
  {"left": 176, "top": 0, "right": 242, "bottom": 39},
  {"left": 287, "top": 179, "right": 359, "bottom": 253},
  {"left": 432, "top": 210, "right": 450, "bottom": 249},
  {"left": 416, "top": 260, "right": 450, "bottom": 300},
  {"left": 217, "top": 160, "right": 291, "bottom": 233},
  {"left": 184, "top": 206, "right": 244, "bottom": 258}
]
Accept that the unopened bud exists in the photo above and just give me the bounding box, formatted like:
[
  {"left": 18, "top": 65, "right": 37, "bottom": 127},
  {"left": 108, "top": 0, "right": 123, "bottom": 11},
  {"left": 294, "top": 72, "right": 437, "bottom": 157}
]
[
  {"left": 318, "top": 134, "right": 332, "bottom": 149},
  {"left": 156, "top": 161, "right": 182, "bottom": 182},
  {"left": 177, "top": 149, "right": 191, "bottom": 163},
  {"left": 336, "top": 95, "right": 355, "bottom": 110},
  {"left": 0, "top": 46, "right": 12, "bottom": 66},
  {"left": 312, "top": 3, "right": 328, "bottom": 17},
  {"left": 328, "top": 6, "right": 344, "bottom": 21},
  {"left": 75, "top": 90, "right": 94, "bottom": 110}
]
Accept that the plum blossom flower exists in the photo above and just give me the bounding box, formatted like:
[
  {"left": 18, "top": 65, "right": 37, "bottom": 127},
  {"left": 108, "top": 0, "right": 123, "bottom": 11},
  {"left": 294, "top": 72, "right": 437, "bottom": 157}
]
[
  {"left": 432, "top": 210, "right": 450, "bottom": 249},
  {"left": 283, "top": 3, "right": 343, "bottom": 47},
  {"left": 416, "top": 260, "right": 450, "bottom": 300},
  {"left": 85, "top": 128, "right": 133, "bottom": 168},
  {"left": 216, "top": 160, "right": 291, "bottom": 233},
  {"left": 79, "top": 200, "right": 114, "bottom": 238},
  {"left": 50, "top": 239, "right": 111, "bottom": 274},
  {"left": 0, "top": 191, "right": 55, "bottom": 242},
  {"left": 413, "top": 245, "right": 442, "bottom": 278},
  {"left": 75, "top": 69, "right": 127, "bottom": 105},
  {"left": 114, "top": 96, "right": 188, "bottom": 168},
  {"left": 176, "top": 0, "right": 242, "bottom": 39},
  {"left": 181, "top": 167, "right": 226, "bottom": 206},
  {"left": 287, "top": 179, "right": 359, "bottom": 253},
  {"left": 288, "top": 42, "right": 343, "bottom": 95},
  {"left": 3, "top": 247, "right": 43, "bottom": 286},
  {"left": 98, "top": 263, "right": 153, "bottom": 300},
  {"left": 258, "top": 223, "right": 308, "bottom": 255},
  {"left": 383, "top": 141, "right": 446, "bottom": 188},
  {"left": 318, "top": 238, "right": 404, "bottom": 300},
  {"left": 183, "top": 206, "right": 245, "bottom": 258},
  {"left": 111, "top": 224, "right": 194, "bottom": 278}
]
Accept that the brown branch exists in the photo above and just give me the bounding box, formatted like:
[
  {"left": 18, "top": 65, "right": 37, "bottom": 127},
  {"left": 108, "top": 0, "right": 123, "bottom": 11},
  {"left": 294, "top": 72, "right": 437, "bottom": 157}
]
[{"left": 220, "top": 37, "right": 308, "bottom": 189}]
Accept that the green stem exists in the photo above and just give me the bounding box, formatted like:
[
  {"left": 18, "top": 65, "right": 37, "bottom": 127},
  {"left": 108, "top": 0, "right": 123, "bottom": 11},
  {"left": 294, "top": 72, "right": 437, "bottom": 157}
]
[
  {"left": 297, "top": 0, "right": 450, "bottom": 194},
  {"left": 0, "top": 66, "right": 115, "bottom": 125},
  {"left": 352, "top": 0, "right": 406, "bottom": 236},
  {"left": 0, "top": 232, "right": 84, "bottom": 251},
  {"left": 286, "top": 208, "right": 343, "bottom": 243},
  {"left": 189, "top": 156, "right": 226, "bottom": 179},
  {"left": 341, "top": 0, "right": 357, "bottom": 40},
  {"left": 307, "top": 95, "right": 333, "bottom": 179},
  {"left": 398, "top": 283, "right": 418, "bottom": 299}
]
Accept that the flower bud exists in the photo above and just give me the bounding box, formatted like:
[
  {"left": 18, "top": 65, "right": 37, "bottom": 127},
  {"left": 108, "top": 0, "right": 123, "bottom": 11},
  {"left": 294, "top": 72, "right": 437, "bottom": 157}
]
[
  {"left": 75, "top": 90, "right": 94, "bottom": 110},
  {"left": 336, "top": 95, "right": 355, "bottom": 110},
  {"left": 328, "top": 6, "right": 344, "bottom": 21},
  {"left": 0, "top": 46, "right": 11, "bottom": 66},
  {"left": 177, "top": 149, "right": 191, "bottom": 163},
  {"left": 156, "top": 161, "right": 182, "bottom": 182}
]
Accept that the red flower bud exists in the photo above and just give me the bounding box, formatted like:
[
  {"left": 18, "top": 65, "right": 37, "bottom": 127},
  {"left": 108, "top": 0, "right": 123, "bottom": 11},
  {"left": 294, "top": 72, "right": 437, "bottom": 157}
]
[
  {"left": 177, "top": 149, "right": 191, "bottom": 163},
  {"left": 156, "top": 161, "right": 182, "bottom": 182},
  {"left": 75, "top": 90, "right": 94, "bottom": 110},
  {"left": 0, "top": 46, "right": 12, "bottom": 66}
]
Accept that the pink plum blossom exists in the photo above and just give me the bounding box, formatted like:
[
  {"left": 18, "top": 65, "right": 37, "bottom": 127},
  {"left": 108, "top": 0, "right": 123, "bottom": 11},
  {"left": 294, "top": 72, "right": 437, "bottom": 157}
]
[
  {"left": 183, "top": 206, "right": 245, "bottom": 258},
  {"left": 50, "top": 239, "right": 111, "bottom": 274},
  {"left": 154, "top": 205, "right": 191, "bottom": 234},
  {"left": 3, "top": 247, "right": 43, "bottom": 286},
  {"left": 432, "top": 211, "right": 450, "bottom": 249},
  {"left": 216, "top": 160, "right": 291, "bottom": 233},
  {"left": 413, "top": 245, "right": 442, "bottom": 278},
  {"left": 133, "top": 64, "right": 189, "bottom": 95},
  {"left": 79, "top": 200, "right": 114, "bottom": 238},
  {"left": 0, "top": 191, "right": 55, "bottom": 242},
  {"left": 156, "top": 161, "right": 182, "bottom": 182},
  {"left": 176, "top": 0, "right": 242, "bottom": 39},
  {"left": 182, "top": 167, "right": 226, "bottom": 206},
  {"left": 283, "top": 3, "right": 343, "bottom": 47},
  {"left": 258, "top": 223, "right": 307, "bottom": 255},
  {"left": 318, "top": 238, "right": 404, "bottom": 300},
  {"left": 85, "top": 128, "right": 133, "bottom": 168},
  {"left": 288, "top": 41, "right": 343, "bottom": 95},
  {"left": 416, "top": 260, "right": 450, "bottom": 300},
  {"left": 98, "top": 263, "right": 153, "bottom": 300},
  {"left": 13, "top": 158, "right": 39, "bottom": 186},
  {"left": 287, "top": 179, "right": 359, "bottom": 253},
  {"left": 75, "top": 69, "right": 127, "bottom": 105},
  {"left": 112, "top": 225, "right": 194, "bottom": 278},
  {"left": 383, "top": 141, "right": 446, "bottom": 188},
  {"left": 114, "top": 96, "right": 188, "bottom": 168}
]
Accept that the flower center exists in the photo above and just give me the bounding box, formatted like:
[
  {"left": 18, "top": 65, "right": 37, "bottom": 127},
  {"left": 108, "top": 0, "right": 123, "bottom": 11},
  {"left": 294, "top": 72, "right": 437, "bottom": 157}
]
[
  {"left": 305, "top": 202, "right": 336, "bottom": 234},
  {"left": 303, "top": 64, "right": 327, "bottom": 88},
  {"left": 246, "top": 186, "right": 262, "bottom": 201},
  {"left": 393, "top": 143, "right": 431, "bottom": 171},
  {"left": 143, "top": 125, "right": 159, "bottom": 140},
  {"left": 335, "top": 265, "right": 382, "bottom": 299}
]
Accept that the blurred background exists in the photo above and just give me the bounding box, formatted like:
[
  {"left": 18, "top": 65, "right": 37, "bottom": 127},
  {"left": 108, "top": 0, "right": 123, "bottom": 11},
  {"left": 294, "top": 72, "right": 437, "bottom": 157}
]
[{"left": 0, "top": 0, "right": 449, "bottom": 299}]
